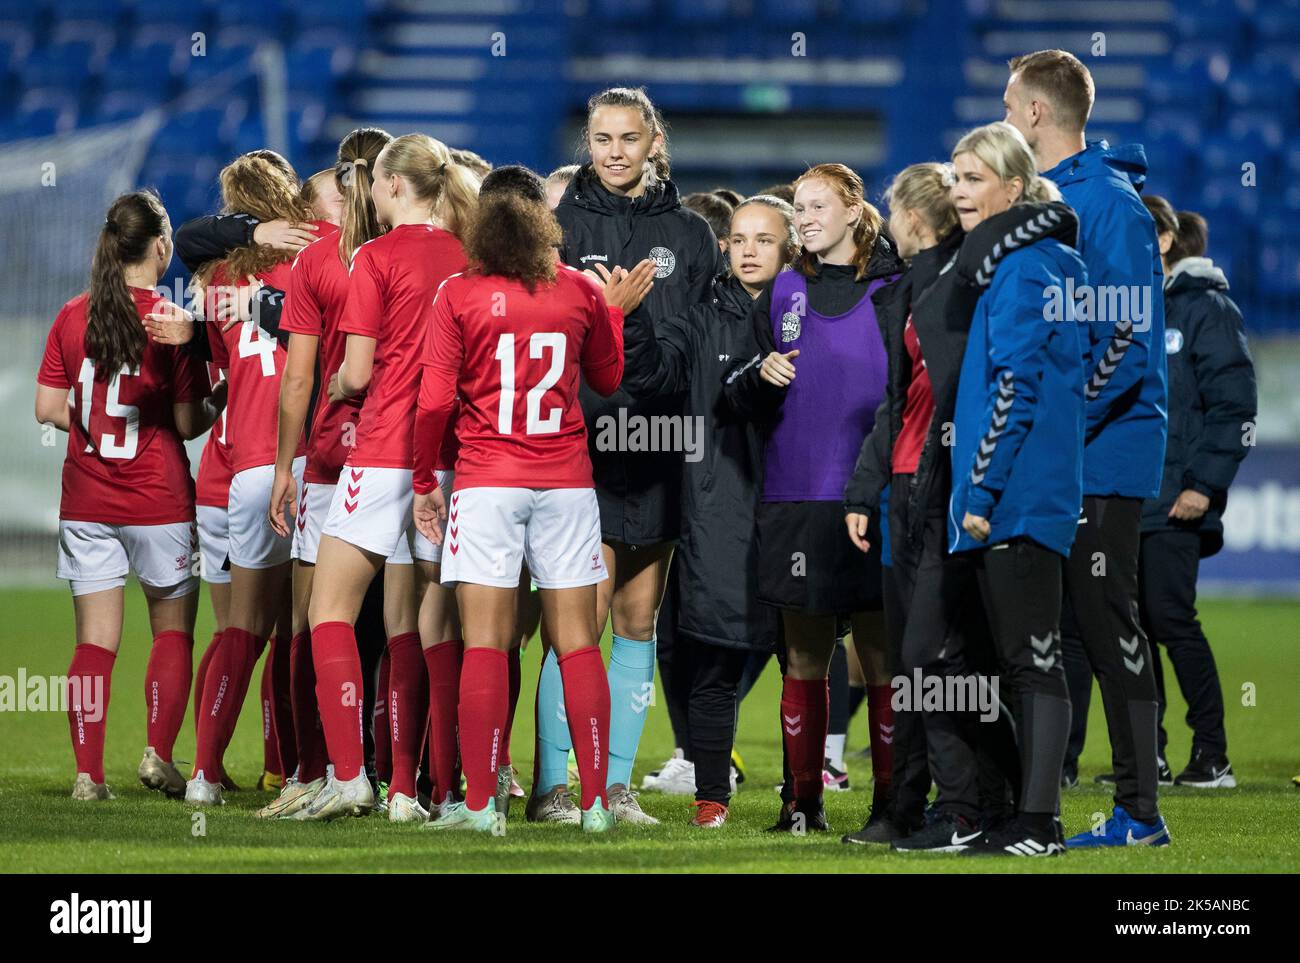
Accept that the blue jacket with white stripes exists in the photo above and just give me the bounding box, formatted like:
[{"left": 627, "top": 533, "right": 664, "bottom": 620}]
[
  {"left": 948, "top": 214, "right": 1090, "bottom": 559},
  {"left": 1043, "top": 141, "right": 1168, "bottom": 499}
]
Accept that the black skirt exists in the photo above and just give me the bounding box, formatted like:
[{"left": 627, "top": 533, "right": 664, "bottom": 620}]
[{"left": 756, "top": 500, "right": 884, "bottom": 616}]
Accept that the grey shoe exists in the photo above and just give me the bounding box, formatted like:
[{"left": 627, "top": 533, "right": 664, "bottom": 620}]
[
  {"left": 138, "top": 747, "right": 186, "bottom": 798},
  {"left": 524, "top": 785, "right": 581, "bottom": 824},
  {"left": 72, "top": 772, "right": 114, "bottom": 801},
  {"left": 607, "top": 784, "right": 659, "bottom": 826},
  {"left": 495, "top": 764, "right": 515, "bottom": 819}
]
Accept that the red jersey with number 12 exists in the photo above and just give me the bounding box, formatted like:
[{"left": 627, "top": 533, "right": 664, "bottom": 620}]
[
  {"left": 417, "top": 266, "right": 624, "bottom": 491},
  {"left": 37, "top": 287, "right": 209, "bottom": 525},
  {"left": 207, "top": 260, "right": 307, "bottom": 474},
  {"left": 339, "top": 223, "right": 467, "bottom": 470}
]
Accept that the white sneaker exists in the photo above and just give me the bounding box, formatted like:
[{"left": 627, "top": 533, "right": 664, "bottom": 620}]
[
  {"left": 641, "top": 748, "right": 684, "bottom": 790},
  {"left": 388, "top": 792, "right": 430, "bottom": 824},
  {"left": 729, "top": 766, "right": 740, "bottom": 795},
  {"left": 71, "top": 772, "right": 114, "bottom": 801},
  {"left": 608, "top": 785, "right": 659, "bottom": 825},
  {"left": 138, "top": 747, "right": 186, "bottom": 798},
  {"left": 651, "top": 757, "right": 697, "bottom": 796},
  {"left": 260, "top": 776, "right": 326, "bottom": 819},
  {"left": 185, "top": 769, "right": 225, "bottom": 806},
  {"left": 290, "top": 771, "right": 375, "bottom": 821}
]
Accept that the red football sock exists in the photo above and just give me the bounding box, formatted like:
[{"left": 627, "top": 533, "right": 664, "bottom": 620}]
[
  {"left": 193, "top": 631, "right": 220, "bottom": 734},
  {"left": 502, "top": 646, "right": 521, "bottom": 766},
  {"left": 290, "top": 631, "right": 327, "bottom": 783},
  {"left": 194, "top": 627, "right": 261, "bottom": 778},
  {"left": 144, "top": 630, "right": 192, "bottom": 763},
  {"left": 458, "top": 647, "right": 507, "bottom": 811},
  {"left": 271, "top": 633, "right": 296, "bottom": 777},
  {"left": 867, "top": 683, "right": 895, "bottom": 790},
  {"left": 385, "top": 632, "right": 427, "bottom": 799},
  {"left": 782, "top": 676, "right": 829, "bottom": 802},
  {"left": 423, "top": 639, "right": 463, "bottom": 804},
  {"left": 373, "top": 647, "right": 392, "bottom": 784},
  {"left": 558, "top": 646, "right": 611, "bottom": 810},
  {"left": 67, "top": 643, "right": 115, "bottom": 784},
  {"left": 260, "top": 644, "right": 280, "bottom": 776},
  {"left": 311, "top": 621, "right": 365, "bottom": 782}
]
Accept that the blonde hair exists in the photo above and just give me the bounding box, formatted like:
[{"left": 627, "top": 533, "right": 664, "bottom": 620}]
[
  {"left": 583, "top": 86, "right": 671, "bottom": 184},
  {"left": 791, "top": 163, "right": 885, "bottom": 281},
  {"left": 951, "top": 122, "right": 1060, "bottom": 205},
  {"left": 378, "top": 133, "right": 480, "bottom": 239},
  {"left": 734, "top": 194, "right": 799, "bottom": 263},
  {"left": 884, "top": 162, "right": 960, "bottom": 241},
  {"left": 197, "top": 154, "right": 310, "bottom": 285}
]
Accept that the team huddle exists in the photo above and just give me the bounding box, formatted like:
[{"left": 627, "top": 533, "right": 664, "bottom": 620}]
[{"left": 38, "top": 48, "right": 1255, "bottom": 854}]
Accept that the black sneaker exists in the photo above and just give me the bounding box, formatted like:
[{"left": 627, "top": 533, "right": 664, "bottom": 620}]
[
  {"left": 1094, "top": 757, "right": 1173, "bottom": 787},
  {"left": 1174, "top": 749, "right": 1237, "bottom": 788},
  {"left": 1061, "top": 769, "right": 1079, "bottom": 789},
  {"left": 964, "top": 816, "right": 1064, "bottom": 857},
  {"left": 891, "top": 812, "right": 982, "bottom": 852},
  {"left": 766, "top": 798, "right": 830, "bottom": 833},
  {"left": 842, "top": 785, "right": 912, "bottom": 845}
]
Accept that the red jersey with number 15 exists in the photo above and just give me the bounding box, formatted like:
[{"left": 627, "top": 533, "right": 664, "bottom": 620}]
[
  {"left": 416, "top": 266, "right": 624, "bottom": 492},
  {"left": 277, "top": 223, "right": 362, "bottom": 485},
  {"left": 37, "top": 287, "right": 209, "bottom": 525},
  {"left": 207, "top": 259, "right": 307, "bottom": 474},
  {"left": 339, "top": 223, "right": 467, "bottom": 470}
]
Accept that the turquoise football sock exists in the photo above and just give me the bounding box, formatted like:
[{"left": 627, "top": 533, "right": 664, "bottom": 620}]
[
  {"left": 606, "top": 634, "right": 657, "bottom": 789},
  {"left": 536, "top": 648, "right": 572, "bottom": 792}
]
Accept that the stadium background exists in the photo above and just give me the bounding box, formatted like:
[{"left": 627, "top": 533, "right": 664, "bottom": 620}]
[{"left": 1, "top": 0, "right": 1298, "bottom": 594}]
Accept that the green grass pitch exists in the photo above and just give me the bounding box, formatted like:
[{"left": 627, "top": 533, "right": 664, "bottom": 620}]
[{"left": 0, "top": 586, "right": 1296, "bottom": 873}]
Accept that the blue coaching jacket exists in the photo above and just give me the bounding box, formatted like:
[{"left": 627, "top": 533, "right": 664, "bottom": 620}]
[
  {"left": 948, "top": 219, "right": 1089, "bottom": 559},
  {"left": 1043, "top": 141, "right": 1168, "bottom": 499}
]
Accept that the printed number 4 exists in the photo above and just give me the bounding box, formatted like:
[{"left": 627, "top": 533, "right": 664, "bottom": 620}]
[
  {"left": 77, "top": 358, "right": 139, "bottom": 459},
  {"left": 238, "top": 320, "right": 276, "bottom": 376},
  {"left": 494, "top": 332, "right": 565, "bottom": 435}
]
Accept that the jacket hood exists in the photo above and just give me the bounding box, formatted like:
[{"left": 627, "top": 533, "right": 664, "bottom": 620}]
[
  {"left": 712, "top": 271, "right": 755, "bottom": 317},
  {"left": 560, "top": 163, "right": 681, "bottom": 218},
  {"left": 863, "top": 232, "right": 904, "bottom": 282},
  {"left": 1166, "top": 255, "right": 1228, "bottom": 293},
  {"left": 1044, "top": 140, "right": 1149, "bottom": 193}
]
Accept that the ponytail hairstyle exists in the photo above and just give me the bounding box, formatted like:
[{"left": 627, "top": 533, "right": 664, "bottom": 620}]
[
  {"left": 378, "top": 133, "right": 480, "bottom": 240},
  {"left": 791, "top": 163, "right": 885, "bottom": 281},
  {"left": 884, "top": 162, "right": 961, "bottom": 242},
  {"left": 582, "top": 86, "right": 671, "bottom": 184},
  {"left": 465, "top": 185, "right": 561, "bottom": 291},
  {"left": 734, "top": 194, "right": 799, "bottom": 264},
  {"left": 951, "top": 122, "right": 1060, "bottom": 205},
  {"left": 86, "top": 190, "right": 168, "bottom": 380},
  {"left": 335, "top": 126, "right": 392, "bottom": 265},
  {"left": 196, "top": 153, "right": 313, "bottom": 286}
]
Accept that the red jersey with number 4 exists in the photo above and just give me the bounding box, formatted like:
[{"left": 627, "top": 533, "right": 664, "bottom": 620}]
[
  {"left": 278, "top": 224, "right": 362, "bottom": 485},
  {"left": 37, "top": 287, "right": 209, "bottom": 525},
  {"left": 339, "top": 223, "right": 467, "bottom": 470},
  {"left": 195, "top": 362, "right": 232, "bottom": 508},
  {"left": 414, "top": 266, "right": 624, "bottom": 492},
  {"left": 207, "top": 260, "right": 307, "bottom": 474}
]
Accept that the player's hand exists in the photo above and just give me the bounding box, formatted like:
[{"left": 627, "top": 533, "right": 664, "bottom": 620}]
[
  {"left": 208, "top": 379, "right": 228, "bottom": 413},
  {"left": 142, "top": 300, "right": 196, "bottom": 345},
  {"left": 253, "top": 219, "right": 318, "bottom": 253},
  {"left": 413, "top": 488, "right": 448, "bottom": 545},
  {"left": 594, "top": 259, "right": 657, "bottom": 314},
  {"left": 219, "top": 275, "right": 262, "bottom": 332},
  {"left": 963, "top": 512, "right": 990, "bottom": 541},
  {"left": 759, "top": 349, "right": 799, "bottom": 387},
  {"left": 1169, "top": 488, "right": 1210, "bottom": 521},
  {"left": 327, "top": 372, "right": 349, "bottom": 403},
  {"left": 268, "top": 468, "right": 298, "bottom": 539},
  {"left": 845, "top": 512, "right": 871, "bottom": 553}
]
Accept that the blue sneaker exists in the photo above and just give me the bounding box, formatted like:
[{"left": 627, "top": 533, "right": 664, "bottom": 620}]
[{"left": 1066, "top": 805, "right": 1171, "bottom": 848}]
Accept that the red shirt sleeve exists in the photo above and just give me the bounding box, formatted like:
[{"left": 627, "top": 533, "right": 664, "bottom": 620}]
[
  {"left": 339, "top": 244, "right": 385, "bottom": 339},
  {"left": 280, "top": 250, "right": 324, "bottom": 337},
  {"left": 412, "top": 285, "right": 462, "bottom": 494},
  {"left": 574, "top": 273, "right": 624, "bottom": 396},
  {"left": 170, "top": 347, "right": 211, "bottom": 404},
  {"left": 37, "top": 307, "right": 71, "bottom": 389}
]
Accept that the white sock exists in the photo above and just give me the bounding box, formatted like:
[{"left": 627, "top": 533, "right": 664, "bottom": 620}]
[{"left": 825, "top": 733, "right": 846, "bottom": 771}]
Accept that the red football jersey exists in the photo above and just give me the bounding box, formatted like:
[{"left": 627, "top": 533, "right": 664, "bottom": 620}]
[
  {"left": 194, "top": 362, "right": 233, "bottom": 508},
  {"left": 414, "top": 265, "right": 624, "bottom": 492},
  {"left": 339, "top": 223, "right": 467, "bottom": 470},
  {"left": 277, "top": 224, "right": 363, "bottom": 485},
  {"left": 207, "top": 259, "right": 307, "bottom": 474},
  {"left": 37, "top": 287, "right": 209, "bottom": 525}
]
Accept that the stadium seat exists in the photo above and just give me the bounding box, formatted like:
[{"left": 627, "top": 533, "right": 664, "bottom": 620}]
[
  {"left": 669, "top": 0, "right": 730, "bottom": 21},
  {"left": 13, "top": 87, "right": 79, "bottom": 138},
  {"left": 0, "top": 21, "right": 33, "bottom": 71},
  {"left": 1255, "top": 0, "right": 1300, "bottom": 42},
  {"left": 131, "top": 0, "right": 212, "bottom": 32},
  {"left": 99, "top": 43, "right": 180, "bottom": 99}
]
